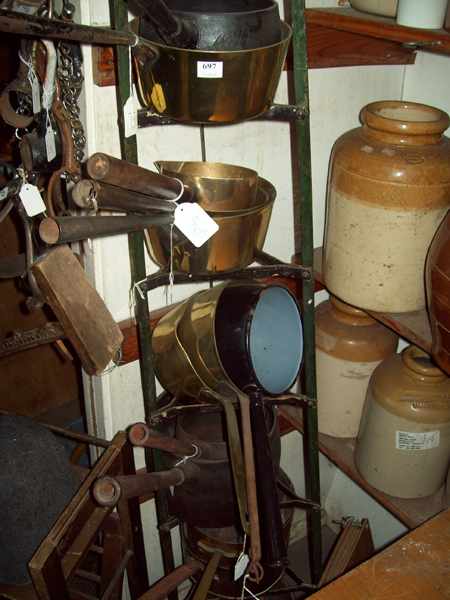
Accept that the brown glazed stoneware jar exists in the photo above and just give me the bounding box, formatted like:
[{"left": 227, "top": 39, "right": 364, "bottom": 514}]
[
  {"left": 355, "top": 346, "right": 450, "bottom": 498},
  {"left": 316, "top": 296, "right": 398, "bottom": 438},
  {"left": 426, "top": 209, "right": 450, "bottom": 375},
  {"left": 323, "top": 101, "right": 450, "bottom": 312}
]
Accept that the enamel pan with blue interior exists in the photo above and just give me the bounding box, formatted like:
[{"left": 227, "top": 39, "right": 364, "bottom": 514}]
[{"left": 215, "top": 283, "right": 303, "bottom": 395}]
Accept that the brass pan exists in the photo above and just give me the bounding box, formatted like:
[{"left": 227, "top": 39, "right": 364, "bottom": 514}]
[
  {"left": 133, "top": 21, "right": 292, "bottom": 124},
  {"left": 152, "top": 300, "right": 210, "bottom": 398},
  {"left": 153, "top": 280, "right": 303, "bottom": 398},
  {"left": 145, "top": 176, "right": 275, "bottom": 273},
  {"left": 155, "top": 161, "right": 259, "bottom": 212}
]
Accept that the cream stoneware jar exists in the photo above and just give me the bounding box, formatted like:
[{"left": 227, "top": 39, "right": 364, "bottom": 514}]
[
  {"left": 355, "top": 346, "right": 450, "bottom": 499},
  {"left": 323, "top": 101, "right": 450, "bottom": 313},
  {"left": 316, "top": 296, "right": 398, "bottom": 438}
]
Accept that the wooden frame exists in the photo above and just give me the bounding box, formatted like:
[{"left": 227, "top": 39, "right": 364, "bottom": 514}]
[{"left": 28, "top": 432, "right": 149, "bottom": 600}]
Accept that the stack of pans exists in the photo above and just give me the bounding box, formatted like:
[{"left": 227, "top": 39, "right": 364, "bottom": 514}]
[
  {"left": 145, "top": 161, "right": 276, "bottom": 273},
  {"left": 152, "top": 281, "right": 304, "bottom": 399}
]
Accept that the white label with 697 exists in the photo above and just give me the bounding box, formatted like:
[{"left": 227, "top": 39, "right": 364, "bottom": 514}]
[{"left": 197, "top": 61, "right": 223, "bottom": 78}]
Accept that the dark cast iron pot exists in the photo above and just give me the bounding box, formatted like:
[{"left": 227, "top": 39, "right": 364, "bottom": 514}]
[{"left": 140, "top": 0, "right": 282, "bottom": 50}]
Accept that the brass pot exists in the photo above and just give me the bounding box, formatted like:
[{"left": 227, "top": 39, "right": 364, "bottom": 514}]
[
  {"left": 155, "top": 161, "right": 259, "bottom": 212},
  {"left": 145, "top": 176, "right": 275, "bottom": 273},
  {"left": 133, "top": 22, "right": 291, "bottom": 124},
  {"left": 152, "top": 300, "right": 212, "bottom": 398},
  {"left": 153, "top": 283, "right": 236, "bottom": 399}
]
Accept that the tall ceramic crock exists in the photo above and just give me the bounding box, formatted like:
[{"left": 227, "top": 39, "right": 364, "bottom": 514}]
[
  {"left": 355, "top": 346, "right": 450, "bottom": 498},
  {"left": 323, "top": 101, "right": 450, "bottom": 313},
  {"left": 426, "top": 209, "right": 450, "bottom": 375},
  {"left": 316, "top": 296, "right": 398, "bottom": 438}
]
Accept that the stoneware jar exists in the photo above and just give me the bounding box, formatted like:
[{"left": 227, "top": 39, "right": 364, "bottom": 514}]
[
  {"left": 397, "top": 0, "right": 448, "bottom": 29},
  {"left": 355, "top": 346, "right": 450, "bottom": 498},
  {"left": 316, "top": 296, "right": 398, "bottom": 438},
  {"left": 323, "top": 100, "right": 450, "bottom": 313},
  {"left": 426, "top": 209, "right": 450, "bottom": 375},
  {"left": 350, "top": 0, "right": 398, "bottom": 18}
]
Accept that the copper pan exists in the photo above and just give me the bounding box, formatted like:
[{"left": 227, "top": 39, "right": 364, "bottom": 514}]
[
  {"left": 133, "top": 21, "right": 292, "bottom": 124},
  {"left": 155, "top": 161, "right": 259, "bottom": 212},
  {"left": 145, "top": 176, "right": 275, "bottom": 273}
]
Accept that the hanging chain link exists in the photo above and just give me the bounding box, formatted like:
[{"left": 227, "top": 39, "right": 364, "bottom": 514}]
[
  {"left": 54, "top": 0, "right": 86, "bottom": 168},
  {"left": 57, "top": 41, "right": 86, "bottom": 166}
]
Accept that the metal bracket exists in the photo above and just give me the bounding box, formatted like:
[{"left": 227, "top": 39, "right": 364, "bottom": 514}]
[
  {"left": 141, "top": 251, "right": 312, "bottom": 294},
  {"left": 138, "top": 103, "right": 307, "bottom": 129},
  {"left": 402, "top": 40, "right": 443, "bottom": 50}
]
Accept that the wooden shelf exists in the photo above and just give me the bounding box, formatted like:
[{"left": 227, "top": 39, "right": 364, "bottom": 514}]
[
  {"left": 313, "top": 247, "right": 432, "bottom": 353},
  {"left": 279, "top": 406, "right": 447, "bottom": 530},
  {"left": 305, "top": 7, "right": 450, "bottom": 55}
]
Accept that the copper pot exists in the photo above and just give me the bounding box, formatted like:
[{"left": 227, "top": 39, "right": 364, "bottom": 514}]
[
  {"left": 169, "top": 407, "right": 281, "bottom": 527},
  {"left": 145, "top": 176, "right": 275, "bottom": 273},
  {"left": 426, "top": 209, "right": 450, "bottom": 375}
]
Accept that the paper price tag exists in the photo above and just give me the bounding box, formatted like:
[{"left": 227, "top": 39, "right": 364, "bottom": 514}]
[
  {"left": 45, "top": 127, "right": 57, "bottom": 162},
  {"left": 197, "top": 61, "right": 223, "bottom": 79},
  {"left": 174, "top": 203, "right": 219, "bottom": 248},
  {"left": 234, "top": 553, "right": 249, "bottom": 581},
  {"left": 19, "top": 183, "right": 46, "bottom": 217},
  {"left": 30, "top": 72, "right": 41, "bottom": 115},
  {"left": 123, "top": 95, "right": 138, "bottom": 138},
  {"left": 0, "top": 186, "right": 9, "bottom": 202}
]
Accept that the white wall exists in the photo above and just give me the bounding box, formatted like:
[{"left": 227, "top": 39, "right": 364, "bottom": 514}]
[{"left": 77, "top": 0, "right": 450, "bottom": 582}]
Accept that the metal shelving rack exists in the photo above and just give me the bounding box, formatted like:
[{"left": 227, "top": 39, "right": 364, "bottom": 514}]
[{"left": 110, "top": 0, "right": 323, "bottom": 590}]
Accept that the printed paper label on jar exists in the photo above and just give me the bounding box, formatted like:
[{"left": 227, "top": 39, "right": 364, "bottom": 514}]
[{"left": 396, "top": 430, "right": 440, "bottom": 451}]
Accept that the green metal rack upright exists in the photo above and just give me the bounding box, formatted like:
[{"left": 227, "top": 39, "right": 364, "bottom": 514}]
[{"left": 110, "top": 0, "right": 323, "bottom": 588}]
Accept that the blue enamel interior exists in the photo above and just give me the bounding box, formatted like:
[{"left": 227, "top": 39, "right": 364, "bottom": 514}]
[{"left": 249, "top": 287, "right": 303, "bottom": 394}]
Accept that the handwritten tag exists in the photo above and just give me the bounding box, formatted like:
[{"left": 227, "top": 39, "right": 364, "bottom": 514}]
[
  {"left": 197, "top": 61, "right": 223, "bottom": 79},
  {"left": 19, "top": 183, "right": 46, "bottom": 216},
  {"left": 123, "top": 95, "right": 138, "bottom": 138},
  {"left": 45, "top": 126, "right": 57, "bottom": 162},
  {"left": 174, "top": 203, "right": 218, "bottom": 248},
  {"left": 234, "top": 553, "right": 249, "bottom": 581}
]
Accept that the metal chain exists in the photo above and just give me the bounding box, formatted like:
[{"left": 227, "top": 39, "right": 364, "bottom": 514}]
[{"left": 57, "top": 41, "right": 86, "bottom": 166}]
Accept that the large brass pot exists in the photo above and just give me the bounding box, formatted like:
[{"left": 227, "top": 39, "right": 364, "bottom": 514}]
[
  {"left": 152, "top": 300, "right": 212, "bottom": 399},
  {"left": 145, "top": 176, "right": 275, "bottom": 273},
  {"left": 155, "top": 160, "right": 259, "bottom": 212},
  {"left": 133, "top": 22, "right": 291, "bottom": 124}
]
